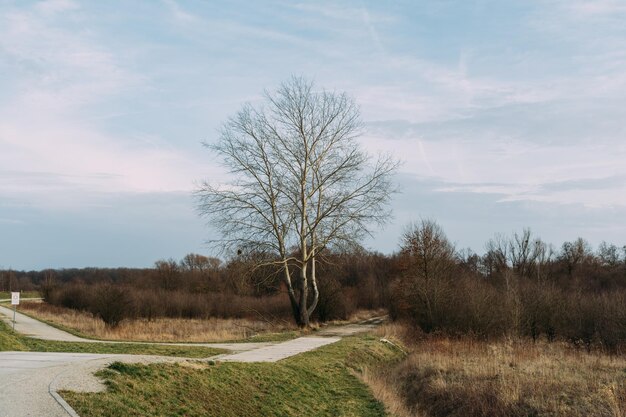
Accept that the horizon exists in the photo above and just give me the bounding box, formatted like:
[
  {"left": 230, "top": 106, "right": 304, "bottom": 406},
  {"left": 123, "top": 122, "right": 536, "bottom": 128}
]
[{"left": 2, "top": 0, "right": 626, "bottom": 270}]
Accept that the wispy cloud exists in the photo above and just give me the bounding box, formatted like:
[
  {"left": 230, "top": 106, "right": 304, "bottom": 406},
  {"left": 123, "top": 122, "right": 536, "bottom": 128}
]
[
  {"left": 565, "top": 0, "right": 626, "bottom": 17},
  {"left": 0, "top": 1, "right": 225, "bottom": 207}
]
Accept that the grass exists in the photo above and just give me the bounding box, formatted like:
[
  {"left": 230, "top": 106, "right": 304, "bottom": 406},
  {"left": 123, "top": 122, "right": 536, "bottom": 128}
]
[
  {"left": 0, "top": 320, "right": 226, "bottom": 358},
  {"left": 18, "top": 302, "right": 298, "bottom": 343},
  {"left": 0, "top": 291, "right": 40, "bottom": 300},
  {"left": 0, "top": 320, "right": 27, "bottom": 351},
  {"left": 61, "top": 335, "right": 405, "bottom": 417},
  {"left": 366, "top": 323, "right": 626, "bottom": 417}
]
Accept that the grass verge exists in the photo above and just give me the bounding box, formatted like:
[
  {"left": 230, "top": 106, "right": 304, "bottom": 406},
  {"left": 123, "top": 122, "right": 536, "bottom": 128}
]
[
  {"left": 61, "top": 335, "right": 405, "bottom": 417},
  {"left": 0, "top": 320, "right": 225, "bottom": 358}
]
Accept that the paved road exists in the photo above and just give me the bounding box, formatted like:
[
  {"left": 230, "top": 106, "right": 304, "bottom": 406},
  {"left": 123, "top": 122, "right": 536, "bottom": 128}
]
[
  {"left": 0, "top": 305, "right": 86, "bottom": 342},
  {"left": 220, "top": 336, "right": 340, "bottom": 362}
]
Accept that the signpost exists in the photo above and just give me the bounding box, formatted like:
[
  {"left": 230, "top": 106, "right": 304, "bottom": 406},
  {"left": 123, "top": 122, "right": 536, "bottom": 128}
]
[{"left": 11, "top": 292, "right": 19, "bottom": 330}]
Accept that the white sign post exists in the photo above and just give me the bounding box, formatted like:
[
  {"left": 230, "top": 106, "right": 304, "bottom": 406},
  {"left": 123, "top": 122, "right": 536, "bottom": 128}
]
[{"left": 10, "top": 292, "right": 19, "bottom": 330}]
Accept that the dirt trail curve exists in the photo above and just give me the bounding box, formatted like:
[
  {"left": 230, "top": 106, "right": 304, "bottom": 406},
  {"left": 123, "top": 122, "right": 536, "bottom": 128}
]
[{"left": 0, "top": 304, "right": 383, "bottom": 416}]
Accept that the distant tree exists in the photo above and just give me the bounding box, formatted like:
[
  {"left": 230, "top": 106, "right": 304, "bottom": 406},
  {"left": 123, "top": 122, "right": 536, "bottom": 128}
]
[
  {"left": 180, "top": 253, "right": 220, "bottom": 272},
  {"left": 482, "top": 234, "right": 509, "bottom": 279},
  {"left": 0, "top": 270, "right": 17, "bottom": 292},
  {"left": 508, "top": 228, "right": 538, "bottom": 278},
  {"left": 400, "top": 220, "right": 456, "bottom": 282},
  {"left": 597, "top": 241, "right": 621, "bottom": 268},
  {"left": 90, "top": 284, "right": 134, "bottom": 327},
  {"left": 196, "top": 77, "right": 398, "bottom": 327},
  {"left": 559, "top": 238, "right": 593, "bottom": 278},
  {"left": 41, "top": 269, "right": 56, "bottom": 301},
  {"left": 395, "top": 220, "right": 457, "bottom": 331},
  {"left": 154, "top": 259, "right": 180, "bottom": 290}
]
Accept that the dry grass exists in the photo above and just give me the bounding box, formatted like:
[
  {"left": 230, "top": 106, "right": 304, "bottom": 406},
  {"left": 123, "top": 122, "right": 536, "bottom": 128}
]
[
  {"left": 18, "top": 302, "right": 296, "bottom": 342},
  {"left": 367, "top": 323, "right": 626, "bottom": 417},
  {"left": 347, "top": 308, "right": 388, "bottom": 322}
]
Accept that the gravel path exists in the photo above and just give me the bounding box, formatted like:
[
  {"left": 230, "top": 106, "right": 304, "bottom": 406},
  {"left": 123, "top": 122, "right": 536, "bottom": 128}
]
[{"left": 220, "top": 336, "right": 340, "bottom": 362}]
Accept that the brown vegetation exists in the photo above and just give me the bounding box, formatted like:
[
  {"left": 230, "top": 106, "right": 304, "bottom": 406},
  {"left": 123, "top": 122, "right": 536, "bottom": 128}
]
[
  {"left": 5, "top": 248, "right": 391, "bottom": 329},
  {"left": 18, "top": 302, "right": 294, "bottom": 342},
  {"left": 367, "top": 323, "right": 626, "bottom": 417},
  {"left": 390, "top": 220, "right": 626, "bottom": 352}
]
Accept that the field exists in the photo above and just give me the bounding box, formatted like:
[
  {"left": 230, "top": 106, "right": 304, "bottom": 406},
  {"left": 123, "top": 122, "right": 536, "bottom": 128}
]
[
  {"left": 17, "top": 301, "right": 298, "bottom": 342},
  {"left": 365, "top": 324, "right": 626, "bottom": 417},
  {"left": 56, "top": 325, "right": 626, "bottom": 417},
  {"left": 0, "top": 320, "right": 226, "bottom": 358}
]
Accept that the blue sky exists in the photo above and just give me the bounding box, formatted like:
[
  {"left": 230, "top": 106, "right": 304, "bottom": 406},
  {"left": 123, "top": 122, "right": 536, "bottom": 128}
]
[{"left": 1, "top": 0, "right": 626, "bottom": 269}]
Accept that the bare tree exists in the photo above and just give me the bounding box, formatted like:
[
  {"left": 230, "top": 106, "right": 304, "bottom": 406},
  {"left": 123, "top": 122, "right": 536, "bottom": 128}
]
[
  {"left": 196, "top": 77, "right": 398, "bottom": 326},
  {"left": 559, "top": 237, "right": 593, "bottom": 278},
  {"left": 483, "top": 233, "right": 509, "bottom": 278},
  {"left": 397, "top": 220, "right": 456, "bottom": 332}
]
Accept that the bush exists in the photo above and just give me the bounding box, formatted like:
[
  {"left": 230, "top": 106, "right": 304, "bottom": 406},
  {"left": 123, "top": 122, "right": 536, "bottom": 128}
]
[{"left": 89, "top": 284, "right": 134, "bottom": 327}]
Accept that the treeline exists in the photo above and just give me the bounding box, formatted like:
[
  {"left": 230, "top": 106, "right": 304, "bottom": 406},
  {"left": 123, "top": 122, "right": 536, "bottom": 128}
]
[
  {"left": 390, "top": 221, "right": 626, "bottom": 352},
  {"left": 1, "top": 251, "right": 393, "bottom": 326},
  {"left": 3, "top": 223, "right": 626, "bottom": 351}
]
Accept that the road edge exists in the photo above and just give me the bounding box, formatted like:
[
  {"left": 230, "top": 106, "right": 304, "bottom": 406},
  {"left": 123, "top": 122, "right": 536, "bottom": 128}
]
[{"left": 49, "top": 388, "right": 81, "bottom": 417}]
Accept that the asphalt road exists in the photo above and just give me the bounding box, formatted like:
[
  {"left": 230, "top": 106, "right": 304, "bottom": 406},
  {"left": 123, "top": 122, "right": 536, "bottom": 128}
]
[{"left": 0, "top": 305, "right": 86, "bottom": 342}]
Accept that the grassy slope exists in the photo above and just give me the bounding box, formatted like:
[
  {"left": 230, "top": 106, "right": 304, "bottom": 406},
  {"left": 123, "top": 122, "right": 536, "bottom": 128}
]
[
  {"left": 0, "top": 320, "right": 27, "bottom": 351},
  {"left": 0, "top": 320, "right": 225, "bottom": 358},
  {"left": 62, "top": 335, "right": 404, "bottom": 417}
]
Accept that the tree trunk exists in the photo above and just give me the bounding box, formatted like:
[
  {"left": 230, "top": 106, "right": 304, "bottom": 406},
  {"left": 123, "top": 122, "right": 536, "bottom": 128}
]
[
  {"left": 283, "top": 262, "right": 304, "bottom": 326},
  {"left": 298, "top": 262, "right": 309, "bottom": 327},
  {"left": 307, "top": 255, "right": 319, "bottom": 317}
]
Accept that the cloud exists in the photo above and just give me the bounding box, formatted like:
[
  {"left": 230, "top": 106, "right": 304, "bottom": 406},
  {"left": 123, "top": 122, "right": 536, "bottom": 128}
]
[
  {"left": 0, "top": 1, "right": 227, "bottom": 208},
  {"left": 565, "top": 0, "right": 626, "bottom": 17},
  {"left": 162, "top": 0, "right": 198, "bottom": 23},
  {"left": 35, "top": 0, "right": 79, "bottom": 15},
  {"left": 361, "top": 98, "right": 626, "bottom": 208}
]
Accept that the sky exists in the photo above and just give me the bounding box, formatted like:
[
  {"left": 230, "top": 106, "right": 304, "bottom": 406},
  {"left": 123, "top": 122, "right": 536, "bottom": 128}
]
[{"left": 1, "top": 0, "right": 626, "bottom": 270}]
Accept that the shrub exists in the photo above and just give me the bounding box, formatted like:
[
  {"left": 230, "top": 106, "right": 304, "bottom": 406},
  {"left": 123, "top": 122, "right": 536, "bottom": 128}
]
[{"left": 89, "top": 284, "right": 134, "bottom": 327}]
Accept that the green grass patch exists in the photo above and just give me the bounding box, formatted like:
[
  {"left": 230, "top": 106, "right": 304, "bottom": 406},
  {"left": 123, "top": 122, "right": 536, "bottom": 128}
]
[
  {"left": 0, "top": 320, "right": 225, "bottom": 358},
  {"left": 0, "top": 291, "right": 41, "bottom": 300},
  {"left": 21, "top": 338, "right": 225, "bottom": 358},
  {"left": 0, "top": 320, "right": 27, "bottom": 351},
  {"left": 62, "top": 335, "right": 404, "bottom": 417}
]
